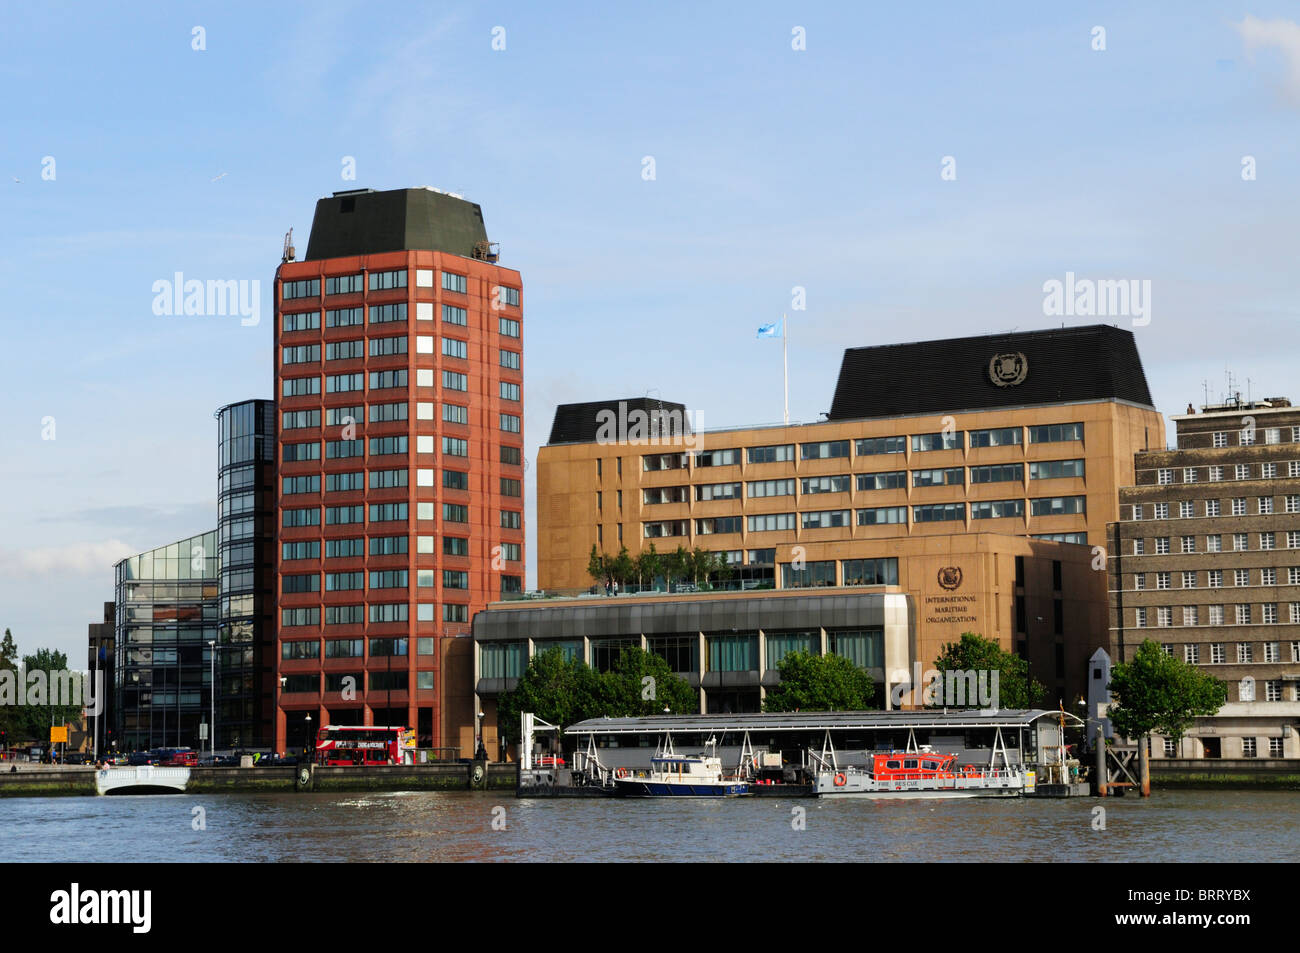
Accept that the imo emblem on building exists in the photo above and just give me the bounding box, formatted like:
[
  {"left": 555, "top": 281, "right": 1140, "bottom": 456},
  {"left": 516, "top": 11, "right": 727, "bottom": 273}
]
[
  {"left": 937, "top": 566, "right": 963, "bottom": 590},
  {"left": 988, "top": 351, "right": 1028, "bottom": 387}
]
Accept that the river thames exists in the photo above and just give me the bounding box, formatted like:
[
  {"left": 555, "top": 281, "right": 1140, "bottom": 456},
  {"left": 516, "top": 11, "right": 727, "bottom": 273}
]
[{"left": 4, "top": 789, "right": 1296, "bottom": 862}]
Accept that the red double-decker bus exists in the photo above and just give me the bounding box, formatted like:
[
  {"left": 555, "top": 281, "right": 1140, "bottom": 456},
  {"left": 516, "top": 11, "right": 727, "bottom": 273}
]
[{"left": 315, "top": 725, "right": 413, "bottom": 766}]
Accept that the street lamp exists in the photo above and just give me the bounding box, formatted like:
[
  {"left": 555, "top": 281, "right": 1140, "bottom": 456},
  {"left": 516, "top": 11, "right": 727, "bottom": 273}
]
[
  {"left": 476, "top": 710, "right": 485, "bottom": 761},
  {"left": 207, "top": 639, "right": 216, "bottom": 763},
  {"left": 303, "top": 713, "right": 312, "bottom": 761}
]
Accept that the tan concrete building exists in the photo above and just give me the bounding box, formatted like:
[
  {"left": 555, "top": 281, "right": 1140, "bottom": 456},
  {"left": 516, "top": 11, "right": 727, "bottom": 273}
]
[
  {"left": 529, "top": 326, "right": 1159, "bottom": 714},
  {"left": 1108, "top": 395, "right": 1300, "bottom": 759}
]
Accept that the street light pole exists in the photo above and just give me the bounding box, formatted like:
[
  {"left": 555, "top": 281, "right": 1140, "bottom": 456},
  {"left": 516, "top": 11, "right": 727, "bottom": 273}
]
[{"left": 208, "top": 639, "right": 216, "bottom": 763}]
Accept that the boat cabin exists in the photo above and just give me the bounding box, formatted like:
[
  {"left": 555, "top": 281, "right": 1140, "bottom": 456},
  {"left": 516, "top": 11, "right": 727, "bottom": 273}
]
[{"left": 869, "top": 751, "right": 960, "bottom": 780}]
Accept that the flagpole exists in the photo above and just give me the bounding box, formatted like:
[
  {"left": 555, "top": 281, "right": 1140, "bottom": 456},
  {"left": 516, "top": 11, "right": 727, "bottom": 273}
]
[{"left": 782, "top": 313, "right": 789, "bottom": 425}]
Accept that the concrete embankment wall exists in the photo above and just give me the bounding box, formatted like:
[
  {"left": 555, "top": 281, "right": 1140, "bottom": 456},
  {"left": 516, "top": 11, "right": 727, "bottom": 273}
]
[
  {"left": 0, "top": 763, "right": 517, "bottom": 797},
  {"left": 1151, "top": 758, "right": 1300, "bottom": 789}
]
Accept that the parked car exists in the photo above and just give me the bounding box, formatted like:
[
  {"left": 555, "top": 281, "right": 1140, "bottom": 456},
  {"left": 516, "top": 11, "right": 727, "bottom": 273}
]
[
  {"left": 255, "top": 755, "right": 298, "bottom": 767},
  {"left": 126, "top": 752, "right": 155, "bottom": 766},
  {"left": 63, "top": 752, "right": 89, "bottom": 765}
]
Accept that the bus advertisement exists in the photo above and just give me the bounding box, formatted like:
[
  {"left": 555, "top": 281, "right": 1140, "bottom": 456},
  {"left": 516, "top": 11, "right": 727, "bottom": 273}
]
[{"left": 315, "top": 725, "right": 415, "bottom": 766}]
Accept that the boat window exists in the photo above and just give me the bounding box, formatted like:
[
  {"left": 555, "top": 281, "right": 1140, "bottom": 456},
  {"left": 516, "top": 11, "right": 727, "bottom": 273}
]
[
  {"left": 886, "top": 760, "right": 901, "bottom": 770},
  {"left": 904, "top": 760, "right": 918, "bottom": 769}
]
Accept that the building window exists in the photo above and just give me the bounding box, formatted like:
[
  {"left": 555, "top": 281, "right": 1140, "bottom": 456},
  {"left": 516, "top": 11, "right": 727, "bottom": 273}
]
[
  {"left": 1133, "top": 539, "right": 1145, "bottom": 555},
  {"left": 1157, "top": 607, "right": 1172, "bottom": 627},
  {"left": 1182, "top": 571, "right": 1196, "bottom": 589},
  {"left": 1183, "top": 467, "right": 1197, "bottom": 483},
  {"left": 781, "top": 561, "right": 836, "bottom": 588},
  {"left": 1178, "top": 501, "right": 1193, "bottom": 518},
  {"left": 368, "top": 302, "right": 407, "bottom": 324},
  {"left": 441, "top": 304, "right": 467, "bottom": 326},
  {"left": 1237, "top": 642, "right": 1253, "bottom": 663},
  {"left": 1155, "top": 537, "right": 1170, "bottom": 555},
  {"left": 326, "top": 307, "right": 363, "bottom": 328},
  {"left": 500, "top": 381, "right": 520, "bottom": 402},
  {"left": 1183, "top": 608, "right": 1199, "bottom": 629},
  {"left": 1233, "top": 534, "right": 1248, "bottom": 552},
  {"left": 1207, "top": 534, "right": 1221, "bottom": 552},
  {"left": 442, "top": 437, "right": 468, "bottom": 457},
  {"left": 369, "top": 603, "right": 409, "bottom": 623},
  {"left": 1241, "top": 737, "right": 1256, "bottom": 757},
  {"left": 1236, "top": 605, "right": 1251, "bottom": 626},
  {"left": 1030, "top": 496, "right": 1086, "bottom": 516},
  {"left": 282, "top": 278, "right": 320, "bottom": 300},
  {"left": 858, "top": 506, "right": 908, "bottom": 526},
  {"left": 749, "top": 443, "right": 796, "bottom": 463},
  {"left": 1134, "top": 573, "right": 1146, "bottom": 591},
  {"left": 969, "top": 463, "right": 1023, "bottom": 484},
  {"left": 444, "top": 537, "right": 469, "bottom": 556},
  {"left": 281, "top": 607, "right": 319, "bottom": 627},
  {"left": 368, "top": 269, "right": 407, "bottom": 291},
  {"left": 1208, "top": 570, "right": 1222, "bottom": 588},
  {"left": 1262, "top": 462, "right": 1277, "bottom": 479},
  {"left": 748, "top": 478, "right": 796, "bottom": 497},
  {"left": 1210, "top": 642, "right": 1224, "bottom": 663},
  {"left": 913, "top": 503, "right": 965, "bottom": 523},
  {"left": 444, "top": 604, "right": 469, "bottom": 623},
  {"left": 1131, "top": 504, "right": 1143, "bottom": 521},
  {"left": 1157, "top": 469, "right": 1173, "bottom": 485},
  {"left": 1212, "top": 432, "right": 1227, "bottom": 448},
  {"left": 912, "top": 467, "right": 964, "bottom": 487},
  {"left": 911, "top": 432, "right": 962, "bottom": 452},
  {"left": 801, "top": 475, "right": 852, "bottom": 495},
  {"left": 854, "top": 436, "right": 906, "bottom": 456},
  {"left": 501, "top": 510, "right": 522, "bottom": 530},
  {"left": 747, "top": 512, "right": 796, "bottom": 532},
  {"left": 499, "top": 317, "right": 521, "bottom": 337},
  {"left": 841, "top": 557, "right": 899, "bottom": 586},
  {"left": 1209, "top": 466, "right": 1223, "bottom": 482},
  {"left": 501, "top": 477, "right": 522, "bottom": 497},
  {"left": 1235, "top": 464, "right": 1250, "bottom": 480},
  {"left": 970, "top": 499, "right": 1024, "bottom": 519},
  {"left": 801, "top": 510, "right": 851, "bottom": 529},
  {"left": 800, "top": 440, "right": 850, "bottom": 460},
  {"left": 324, "top": 539, "right": 363, "bottom": 559},
  {"left": 1206, "top": 500, "right": 1220, "bottom": 517},
  {"left": 1028, "top": 422, "right": 1083, "bottom": 443},
  {"left": 443, "top": 503, "right": 468, "bottom": 523},
  {"left": 500, "top": 413, "right": 521, "bottom": 433},
  {"left": 441, "top": 271, "right": 467, "bottom": 293},
  {"left": 325, "top": 373, "right": 364, "bottom": 394},
  {"left": 500, "top": 350, "right": 520, "bottom": 370},
  {"left": 1134, "top": 608, "right": 1147, "bottom": 628},
  {"left": 967, "top": 427, "right": 1021, "bottom": 448},
  {"left": 1181, "top": 535, "right": 1195, "bottom": 553}
]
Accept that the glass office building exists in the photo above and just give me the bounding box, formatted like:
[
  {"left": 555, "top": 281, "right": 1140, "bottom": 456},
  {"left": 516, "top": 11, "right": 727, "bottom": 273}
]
[
  {"left": 113, "top": 531, "right": 220, "bottom": 752},
  {"left": 217, "top": 399, "right": 276, "bottom": 749}
]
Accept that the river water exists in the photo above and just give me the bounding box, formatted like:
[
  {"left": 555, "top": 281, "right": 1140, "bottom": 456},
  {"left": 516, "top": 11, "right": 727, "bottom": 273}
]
[{"left": 3, "top": 789, "right": 1296, "bottom": 863}]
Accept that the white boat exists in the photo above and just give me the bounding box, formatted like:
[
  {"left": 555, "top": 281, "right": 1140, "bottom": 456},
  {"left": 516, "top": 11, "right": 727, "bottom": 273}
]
[
  {"left": 613, "top": 735, "right": 747, "bottom": 797},
  {"left": 95, "top": 765, "right": 190, "bottom": 796}
]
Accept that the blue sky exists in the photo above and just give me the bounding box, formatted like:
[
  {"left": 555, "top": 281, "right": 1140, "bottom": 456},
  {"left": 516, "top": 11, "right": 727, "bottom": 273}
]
[{"left": 3, "top": 1, "right": 1299, "bottom": 661}]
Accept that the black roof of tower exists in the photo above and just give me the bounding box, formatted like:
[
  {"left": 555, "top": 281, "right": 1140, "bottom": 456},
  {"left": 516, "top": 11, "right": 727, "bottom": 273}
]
[
  {"left": 303, "top": 187, "right": 489, "bottom": 261},
  {"left": 549, "top": 398, "right": 691, "bottom": 445},
  {"left": 826, "top": 324, "right": 1153, "bottom": 421}
]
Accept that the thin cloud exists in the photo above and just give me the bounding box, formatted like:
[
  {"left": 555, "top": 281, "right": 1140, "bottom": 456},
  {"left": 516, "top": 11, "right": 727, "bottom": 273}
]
[
  {"left": 0, "top": 539, "right": 137, "bottom": 575},
  {"left": 1235, "top": 15, "right": 1300, "bottom": 103}
]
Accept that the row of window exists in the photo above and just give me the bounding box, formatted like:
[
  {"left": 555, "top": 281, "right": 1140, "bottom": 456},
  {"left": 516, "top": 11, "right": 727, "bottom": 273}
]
[
  {"left": 640, "top": 425, "right": 1084, "bottom": 471},
  {"left": 281, "top": 269, "right": 519, "bottom": 303},
  {"left": 1193, "top": 426, "right": 1300, "bottom": 450},
  {"left": 282, "top": 538, "right": 519, "bottom": 560},
  {"left": 282, "top": 502, "right": 522, "bottom": 529},
  {"left": 281, "top": 670, "right": 439, "bottom": 693},
  {"left": 1135, "top": 604, "right": 1300, "bottom": 627},
  {"left": 645, "top": 461, "right": 1083, "bottom": 504},
  {"left": 283, "top": 429, "right": 524, "bottom": 461},
  {"left": 282, "top": 601, "right": 474, "bottom": 627},
  {"left": 283, "top": 471, "right": 520, "bottom": 497},
  {"left": 282, "top": 343, "right": 520, "bottom": 375},
  {"left": 644, "top": 497, "right": 1084, "bottom": 536},
  {"left": 1131, "top": 495, "right": 1300, "bottom": 520},
  {"left": 1131, "top": 565, "right": 1300, "bottom": 590},
  {"left": 282, "top": 361, "right": 520, "bottom": 397},
  {"left": 1154, "top": 461, "right": 1300, "bottom": 484},
  {"left": 1130, "top": 531, "right": 1300, "bottom": 556}
]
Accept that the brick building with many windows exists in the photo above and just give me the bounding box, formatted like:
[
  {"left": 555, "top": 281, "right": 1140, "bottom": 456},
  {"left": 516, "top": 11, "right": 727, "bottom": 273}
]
[
  {"left": 273, "top": 187, "right": 524, "bottom": 756},
  {"left": 1108, "top": 396, "right": 1300, "bottom": 759}
]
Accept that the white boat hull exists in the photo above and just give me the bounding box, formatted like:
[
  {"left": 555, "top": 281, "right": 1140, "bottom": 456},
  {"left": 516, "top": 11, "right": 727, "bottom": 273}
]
[{"left": 95, "top": 766, "right": 190, "bottom": 795}]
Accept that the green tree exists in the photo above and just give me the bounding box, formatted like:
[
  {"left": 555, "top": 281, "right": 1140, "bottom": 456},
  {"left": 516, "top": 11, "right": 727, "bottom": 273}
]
[
  {"left": 605, "top": 646, "right": 697, "bottom": 716},
  {"left": 610, "top": 546, "right": 634, "bottom": 587},
  {"left": 763, "top": 651, "right": 876, "bottom": 712},
  {"left": 585, "top": 545, "right": 607, "bottom": 584},
  {"left": 0, "top": 629, "right": 19, "bottom": 746},
  {"left": 634, "top": 543, "right": 662, "bottom": 592},
  {"left": 932, "top": 632, "right": 1045, "bottom": 709},
  {"left": 15, "top": 647, "right": 83, "bottom": 743},
  {"left": 1107, "top": 639, "right": 1227, "bottom": 743},
  {"left": 496, "top": 648, "right": 603, "bottom": 744},
  {"left": 664, "top": 545, "right": 690, "bottom": 590}
]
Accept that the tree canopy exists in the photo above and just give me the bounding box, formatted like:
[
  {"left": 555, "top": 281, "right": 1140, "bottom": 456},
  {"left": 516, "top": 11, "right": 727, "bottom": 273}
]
[
  {"left": 496, "top": 646, "right": 696, "bottom": 743},
  {"left": 1106, "top": 639, "right": 1227, "bottom": 741},
  {"left": 932, "top": 632, "right": 1045, "bottom": 710},
  {"left": 763, "top": 651, "right": 875, "bottom": 712}
]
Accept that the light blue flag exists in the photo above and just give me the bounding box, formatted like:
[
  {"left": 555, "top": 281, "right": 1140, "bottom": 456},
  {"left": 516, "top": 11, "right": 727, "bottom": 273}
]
[{"left": 756, "top": 319, "right": 783, "bottom": 339}]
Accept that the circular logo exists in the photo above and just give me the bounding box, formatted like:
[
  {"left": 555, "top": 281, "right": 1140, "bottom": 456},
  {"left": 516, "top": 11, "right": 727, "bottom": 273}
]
[
  {"left": 298, "top": 767, "right": 310, "bottom": 785},
  {"left": 989, "top": 352, "right": 1028, "bottom": 387},
  {"left": 937, "top": 566, "right": 963, "bottom": 590}
]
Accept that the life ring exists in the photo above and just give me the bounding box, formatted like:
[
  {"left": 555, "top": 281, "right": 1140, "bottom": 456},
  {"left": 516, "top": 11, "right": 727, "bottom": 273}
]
[
  {"left": 833, "top": 773, "right": 847, "bottom": 787},
  {"left": 615, "top": 768, "right": 629, "bottom": 779},
  {"left": 297, "top": 767, "right": 310, "bottom": 785}
]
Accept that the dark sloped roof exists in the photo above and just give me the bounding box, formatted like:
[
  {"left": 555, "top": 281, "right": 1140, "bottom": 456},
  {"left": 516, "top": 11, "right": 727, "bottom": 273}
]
[
  {"left": 827, "top": 325, "right": 1153, "bottom": 421},
  {"left": 303, "top": 188, "right": 489, "bottom": 261},
  {"left": 564, "top": 710, "right": 1080, "bottom": 735},
  {"left": 549, "top": 398, "right": 690, "bottom": 445}
]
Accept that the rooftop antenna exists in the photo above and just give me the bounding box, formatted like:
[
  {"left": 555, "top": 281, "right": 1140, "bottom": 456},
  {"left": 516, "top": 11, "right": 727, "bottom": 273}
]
[{"left": 282, "top": 228, "right": 295, "bottom": 263}]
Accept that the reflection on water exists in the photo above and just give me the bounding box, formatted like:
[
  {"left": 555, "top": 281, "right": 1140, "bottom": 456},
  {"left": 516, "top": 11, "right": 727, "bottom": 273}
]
[{"left": 4, "top": 790, "right": 1297, "bottom": 863}]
